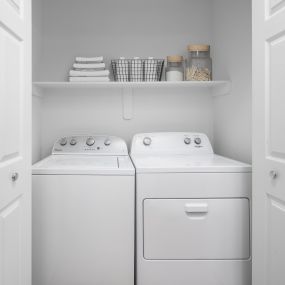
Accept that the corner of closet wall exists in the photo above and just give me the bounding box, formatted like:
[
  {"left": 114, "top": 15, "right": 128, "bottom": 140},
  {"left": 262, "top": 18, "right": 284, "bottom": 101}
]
[
  {"left": 211, "top": 0, "right": 252, "bottom": 164},
  {"left": 32, "top": 0, "right": 43, "bottom": 163}
]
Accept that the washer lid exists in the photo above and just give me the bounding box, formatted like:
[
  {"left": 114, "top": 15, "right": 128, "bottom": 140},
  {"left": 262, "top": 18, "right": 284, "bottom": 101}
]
[
  {"left": 131, "top": 154, "right": 251, "bottom": 173},
  {"left": 32, "top": 155, "right": 135, "bottom": 175}
]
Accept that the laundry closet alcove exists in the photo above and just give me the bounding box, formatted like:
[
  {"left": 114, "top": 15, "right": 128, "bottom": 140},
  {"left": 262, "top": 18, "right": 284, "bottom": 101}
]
[{"left": 32, "top": 0, "right": 251, "bottom": 166}]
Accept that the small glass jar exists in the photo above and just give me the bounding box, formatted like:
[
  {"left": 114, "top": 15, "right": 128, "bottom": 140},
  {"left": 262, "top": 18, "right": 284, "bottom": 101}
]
[
  {"left": 186, "top": 45, "right": 212, "bottom": 81},
  {"left": 165, "top": 56, "right": 184, "bottom": 81}
]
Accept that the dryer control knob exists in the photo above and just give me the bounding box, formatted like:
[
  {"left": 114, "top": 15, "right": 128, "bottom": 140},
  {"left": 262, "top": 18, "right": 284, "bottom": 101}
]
[
  {"left": 59, "top": 137, "right": 67, "bottom": 146},
  {"left": 194, "top": 137, "right": 202, "bottom": 145},
  {"left": 70, "top": 138, "right": 77, "bottom": 146},
  {"left": 184, "top": 137, "right": 191, "bottom": 145},
  {"left": 104, "top": 139, "right": 111, "bottom": 146},
  {"left": 86, "top": 137, "right": 95, "bottom": 146},
  {"left": 143, "top": 137, "right": 152, "bottom": 146}
]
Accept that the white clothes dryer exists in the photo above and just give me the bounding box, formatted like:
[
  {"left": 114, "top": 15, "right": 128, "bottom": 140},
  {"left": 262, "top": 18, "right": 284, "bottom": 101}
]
[
  {"left": 131, "top": 132, "right": 252, "bottom": 285},
  {"left": 32, "top": 135, "right": 135, "bottom": 285}
]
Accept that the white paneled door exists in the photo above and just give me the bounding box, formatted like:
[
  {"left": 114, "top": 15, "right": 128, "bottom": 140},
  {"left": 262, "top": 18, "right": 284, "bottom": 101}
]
[
  {"left": 0, "top": 0, "right": 31, "bottom": 285},
  {"left": 253, "top": 0, "right": 285, "bottom": 285}
]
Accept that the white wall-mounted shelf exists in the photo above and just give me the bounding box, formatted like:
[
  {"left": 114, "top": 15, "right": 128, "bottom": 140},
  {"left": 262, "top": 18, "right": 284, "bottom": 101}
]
[
  {"left": 33, "top": 81, "right": 231, "bottom": 96},
  {"left": 32, "top": 81, "right": 231, "bottom": 119}
]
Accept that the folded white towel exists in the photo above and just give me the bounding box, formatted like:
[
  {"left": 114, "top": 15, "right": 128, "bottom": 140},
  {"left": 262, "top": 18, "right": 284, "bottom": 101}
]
[
  {"left": 74, "top": 68, "right": 105, "bottom": 71},
  {"left": 73, "top": 62, "right": 106, "bottom": 69},
  {"left": 69, "top": 77, "right": 110, "bottom": 82},
  {"left": 69, "top": 69, "right": 110, "bottom": 77},
  {"left": 75, "top": 56, "right": 103, "bottom": 63}
]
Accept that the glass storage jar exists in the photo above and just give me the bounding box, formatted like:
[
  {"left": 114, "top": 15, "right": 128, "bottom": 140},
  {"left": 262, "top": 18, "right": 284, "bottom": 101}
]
[
  {"left": 186, "top": 45, "right": 212, "bottom": 81},
  {"left": 165, "top": 56, "right": 184, "bottom": 81}
]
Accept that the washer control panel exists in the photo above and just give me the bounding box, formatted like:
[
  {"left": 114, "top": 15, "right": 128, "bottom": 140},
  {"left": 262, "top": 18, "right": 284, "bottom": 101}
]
[
  {"left": 52, "top": 135, "right": 128, "bottom": 155},
  {"left": 131, "top": 132, "right": 213, "bottom": 155}
]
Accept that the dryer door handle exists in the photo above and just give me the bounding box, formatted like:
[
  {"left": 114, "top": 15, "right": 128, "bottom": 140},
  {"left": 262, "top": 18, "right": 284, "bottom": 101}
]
[{"left": 184, "top": 203, "right": 208, "bottom": 213}]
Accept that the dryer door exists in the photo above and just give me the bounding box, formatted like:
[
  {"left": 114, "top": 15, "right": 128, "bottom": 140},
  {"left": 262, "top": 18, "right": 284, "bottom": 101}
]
[{"left": 143, "top": 198, "right": 250, "bottom": 260}]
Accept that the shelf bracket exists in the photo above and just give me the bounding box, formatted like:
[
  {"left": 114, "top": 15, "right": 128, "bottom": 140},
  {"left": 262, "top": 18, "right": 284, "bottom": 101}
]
[
  {"left": 121, "top": 87, "right": 134, "bottom": 120},
  {"left": 211, "top": 81, "right": 231, "bottom": 96},
  {"left": 32, "top": 85, "right": 43, "bottom": 98}
]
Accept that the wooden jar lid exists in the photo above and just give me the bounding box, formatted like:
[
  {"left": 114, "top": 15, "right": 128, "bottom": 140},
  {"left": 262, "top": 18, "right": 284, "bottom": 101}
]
[
  {"left": 167, "top": 55, "right": 184, "bottom": 62},
  {"left": 187, "top": 44, "right": 210, "bottom": 52}
]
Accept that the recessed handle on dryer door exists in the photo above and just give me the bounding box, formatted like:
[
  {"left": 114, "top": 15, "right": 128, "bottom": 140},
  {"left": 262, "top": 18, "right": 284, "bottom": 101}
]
[{"left": 184, "top": 203, "right": 208, "bottom": 213}]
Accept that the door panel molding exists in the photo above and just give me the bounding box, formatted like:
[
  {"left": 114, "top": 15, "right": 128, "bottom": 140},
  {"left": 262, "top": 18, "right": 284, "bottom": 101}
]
[
  {"left": 0, "top": 197, "right": 22, "bottom": 285},
  {"left": 268, "top": 0, "right": 285, "bottom": 17},
  {"left": 0, "top": 24, "right": 23, "bottom": 162},
  {"left": 5, "top": 0, "right": 21, "bottom": 14},
  {"left": 265, "top": 33, "right": 285, "bottom": 161},
  {"left": 267, "top": 195, "right": 285, "bottom": 285}
]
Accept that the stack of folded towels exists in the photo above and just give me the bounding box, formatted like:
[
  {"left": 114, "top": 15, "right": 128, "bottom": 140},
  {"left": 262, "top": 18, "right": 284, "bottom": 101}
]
[{"left": 69, "top": 56, "right": 110, "bottom": 82}]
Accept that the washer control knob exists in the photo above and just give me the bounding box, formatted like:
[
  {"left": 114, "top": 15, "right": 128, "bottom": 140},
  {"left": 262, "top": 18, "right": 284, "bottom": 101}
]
[
  {"left": 194, "top": 137, "right": 202, "bottom": 145},
  {"left": 104, "top": 139, "right": 111, "bottom": 146},
  {"left": 86, "top": 137, "right": 95, "bottom": 146},
  {"left": 184, "top": 137, "right": 191, "bottom": 145},
  {"left": 59, "top": 137, "right": 67, "bottom": 146},
  {"left": 143, "top": 137, "right": 152, "bottom": 146},
  {"left": 70, "top": 138, "right": 77, "bottom": 146}
]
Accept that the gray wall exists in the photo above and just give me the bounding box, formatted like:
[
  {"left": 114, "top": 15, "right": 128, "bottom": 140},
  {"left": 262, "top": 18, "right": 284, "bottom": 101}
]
[
  {"left": 212, "top": 0, "right": 252, "bottom": 163},
  {"left": 32, "top": 0, "right": 252, "bottom": 163},
  {"left": 39, "top": 89, "right": 213, "bottom": 159},
  {"left": 33, "top": 0, "right": 215, "bottom": 160},
  {"left": 39, "top": 0, "right": 212, "bottom": 81}
]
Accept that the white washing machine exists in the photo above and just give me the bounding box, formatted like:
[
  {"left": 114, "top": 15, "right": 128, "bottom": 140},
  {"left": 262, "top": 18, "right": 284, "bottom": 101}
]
[
  {"left": 32, "top": 135, "right": 135, "bottom": 285},
  {"left": 130, "top": 132, "right": 252, "bottom": 285}
]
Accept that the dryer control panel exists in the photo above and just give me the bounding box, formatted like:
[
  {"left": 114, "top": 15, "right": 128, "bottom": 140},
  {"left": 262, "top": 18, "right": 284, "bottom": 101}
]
[
  {"left": 52, "top": 135, "right": 128, "bottom": 155},
  {"left": 131, "top": 132, "right": 213, "bottom": 155}
]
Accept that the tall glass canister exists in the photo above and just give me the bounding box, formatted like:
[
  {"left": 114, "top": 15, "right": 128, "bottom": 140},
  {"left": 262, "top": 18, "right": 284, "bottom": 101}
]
[{"left": 186, "top": 45, "right": 212, "bottom": 81}]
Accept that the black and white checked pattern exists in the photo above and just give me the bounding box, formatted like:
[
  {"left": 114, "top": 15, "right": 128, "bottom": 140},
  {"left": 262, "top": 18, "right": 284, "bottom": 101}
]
[
  {"left": 130, "top": 58, "right": 143, "bottom": 82},
  {"left": 111, "top": 59, "right": 164, "bottom": 82},
  {"left": 114, "top": 58, "right": 129, "bottom": 82}
]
